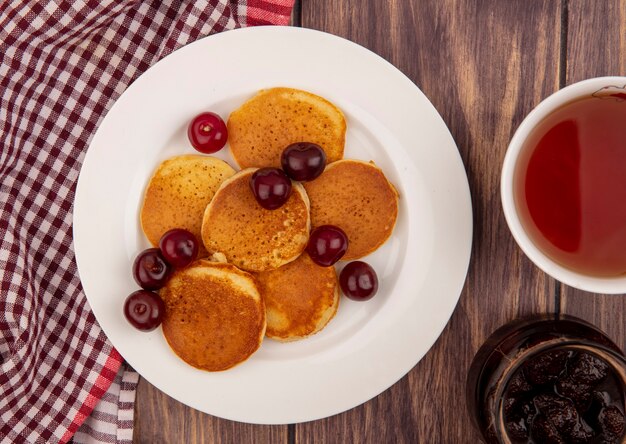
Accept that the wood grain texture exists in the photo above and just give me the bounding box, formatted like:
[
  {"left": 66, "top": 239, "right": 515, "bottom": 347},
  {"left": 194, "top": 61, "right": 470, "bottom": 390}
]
[
  {"left": 560, "top": 0, "right": 626, "bottom": 352},
  {"left": 132, "top": 378, "right": 288, "bottom": 444},
  {"left": 297, "top": 0, "right": 560, "bottom": 442}
]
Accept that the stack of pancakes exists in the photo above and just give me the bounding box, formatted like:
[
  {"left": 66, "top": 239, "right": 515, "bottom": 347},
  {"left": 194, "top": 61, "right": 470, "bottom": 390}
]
[{"left": 140, "top": 87, "right": 399, "bottom": 371}]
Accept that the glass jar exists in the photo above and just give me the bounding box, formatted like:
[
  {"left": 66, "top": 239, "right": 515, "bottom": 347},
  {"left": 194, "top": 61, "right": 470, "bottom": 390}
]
[{"left": 466, "top": 315, "right": 626, "bottom": 443}]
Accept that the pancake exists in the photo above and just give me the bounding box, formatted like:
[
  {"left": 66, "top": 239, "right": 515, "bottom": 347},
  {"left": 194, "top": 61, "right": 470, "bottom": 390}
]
[
  {"left": 256, "top": 253, "right": 339, "bottom": 342},
  {"left": 201, "top": 168, "right": 310, "bottom": 272},
  {"left": 140, "top": 155, "right": 236, "bottom": 256},
  {"left": 160, "top": 260, "right": 266, "bottom": 372},
  {"left": 303, "top": 159, "right": 399, "bottom": 260},
  {"left": 227, "top": 87, "right": 346, "bottom": 168}
]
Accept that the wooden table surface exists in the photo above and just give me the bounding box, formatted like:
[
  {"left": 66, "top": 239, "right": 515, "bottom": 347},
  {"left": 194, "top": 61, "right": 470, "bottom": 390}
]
[{"left": 133, "top": 1, "right": 626, "bottom": 442}]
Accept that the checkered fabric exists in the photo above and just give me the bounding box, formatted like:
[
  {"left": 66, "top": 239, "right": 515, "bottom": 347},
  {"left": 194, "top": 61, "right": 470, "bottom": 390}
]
[{"left": 0, "top": 1, "right": 294, "bottom": 443}]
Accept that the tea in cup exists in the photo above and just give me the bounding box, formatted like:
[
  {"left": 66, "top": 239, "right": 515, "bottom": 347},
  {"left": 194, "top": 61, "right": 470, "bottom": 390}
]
[{"left": 501, "top": 77, "right": 626, "bottom": 293}]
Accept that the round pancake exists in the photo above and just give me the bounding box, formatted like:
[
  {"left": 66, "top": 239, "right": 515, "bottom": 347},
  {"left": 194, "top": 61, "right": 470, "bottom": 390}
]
[
  {"left": 160, "top": 260, "right": 266, "bottom": 372},
  {"left": 140, "top": 155, "right": 236, "bottom": 256},
  {"left": 201, "top": 168, "right": 311, "bottom": 272},
  {"left": 227, "top": 87, "right": 346, "bottom": 169},
  {"left": 303, "top": 159, "right": 399, "bottom": 260},
  {"left": 256, "top": 253, "right": 339, "bottom": 342}
]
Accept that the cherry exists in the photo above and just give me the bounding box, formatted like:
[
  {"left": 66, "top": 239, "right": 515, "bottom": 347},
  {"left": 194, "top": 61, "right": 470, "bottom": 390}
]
[
  {"left": 281, "top": 142, "right": 326, "bottom": 181},
  {"left": 306, "top": 225, "right": 348, "bottom": 266},
  {"left": 159, "top": 229, "right": 198, "bottom": 268},
  {"left": 339, "top": 261, "right": 379, "bottom": 301},
  {"left": 123, "top": 290, "right": 165, "bottom": 331},
  {"left": 188, "top": 112, "right": 228, "bottom": 153},
  {"left": 133, "top": 248, "right": 171, "bottom": 290},
  {"left": 249, "top": 168, "right": 292, "bottom": 210}
]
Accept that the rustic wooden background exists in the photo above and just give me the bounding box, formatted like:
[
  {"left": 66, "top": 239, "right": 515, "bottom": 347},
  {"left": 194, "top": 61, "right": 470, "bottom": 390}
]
[{"left": 133, "top": 1, "right": 626, "bottom": 442}]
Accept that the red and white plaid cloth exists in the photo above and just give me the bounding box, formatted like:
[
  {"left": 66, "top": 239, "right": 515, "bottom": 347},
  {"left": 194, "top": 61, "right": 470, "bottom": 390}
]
[{"left": 0, "top": 1, "right": 294, "bottom": 443}]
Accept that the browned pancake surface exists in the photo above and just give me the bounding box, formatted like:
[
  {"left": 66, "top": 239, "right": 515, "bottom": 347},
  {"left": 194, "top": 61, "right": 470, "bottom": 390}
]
[
  {"left": 256, "top": 253, "right": 339, "bottom": 341},
  {"left": 160, "top": 260, "right": 265, "bottom": 371},
  {"left": 201, "top": 169, "right": 310, "bottom": 272},
  {"left": 303, "top": 160, "right": 399, "bottom": 260},
  {"left": 227, "top": 87, "right": 346, "bottom": 168},
  {"left": 140, "top": 155, "right": 235, "bottom": 256}
]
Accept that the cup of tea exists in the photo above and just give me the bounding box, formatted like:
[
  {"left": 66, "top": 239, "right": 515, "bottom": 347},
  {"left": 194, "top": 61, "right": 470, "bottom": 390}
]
[{"left": 501, "top": 76, "right": 626, "bottom": 294}]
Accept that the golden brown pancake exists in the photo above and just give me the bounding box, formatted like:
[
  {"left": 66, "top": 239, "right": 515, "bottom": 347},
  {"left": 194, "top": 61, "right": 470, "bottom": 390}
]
[
  {"left": 303, "top": 159, "right": 399, "bottom": 260},
  {"left": 160, "top": 260, "right": 266, "bottom": 372},
  {"left": 201, "top": 168, "right": 310, "bottom": 272},
  {"left": 227, "top": 87, "right": 346, "bottom": 168},
  {"left": 140, "top": 155, "right": 235, "bottom": 256},
  {"left": 255, "top": 253, "right": 339, "bottom": 342}
]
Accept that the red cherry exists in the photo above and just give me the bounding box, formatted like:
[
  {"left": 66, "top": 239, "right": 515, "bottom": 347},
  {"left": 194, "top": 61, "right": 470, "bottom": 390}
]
[
  {"left": 339, "top": 261, "right": 378, "bottom": 301},
  {"left": 123, "top": 290, "right": 165, "bottom": 331},
  {"left": 281, "top": 142, "right": 327, "bottom": 181},
  {"left": 159, "top": 229, "right": 198, "bottom": 268},
  {"left": 306, "top": 225, "right": 348, "bottom": 266},
  {"left": 249, "top": 168, "right": 292, "bottom": 210},
  {"left": 188, "top": 112, "right": 228, "bottom": 153},
  {"left": 132, "top": 248, "right": 172, "bottom": 290}
]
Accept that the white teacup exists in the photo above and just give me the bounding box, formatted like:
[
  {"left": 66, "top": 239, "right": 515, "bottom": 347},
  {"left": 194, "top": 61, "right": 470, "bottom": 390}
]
[{"left": 501, "top": 76, "right": 626, "bottom": 294}]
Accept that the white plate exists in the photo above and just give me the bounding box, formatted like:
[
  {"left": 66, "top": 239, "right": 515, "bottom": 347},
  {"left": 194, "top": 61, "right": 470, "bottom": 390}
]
[{"left": 73, "top": 26, "right": 472, "bottom": 424}]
